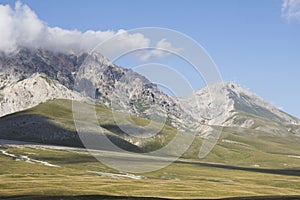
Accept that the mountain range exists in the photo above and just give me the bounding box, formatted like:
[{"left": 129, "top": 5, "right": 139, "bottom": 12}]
[{"left": 1, "top": 47, "right": 300, "bottom": 151}]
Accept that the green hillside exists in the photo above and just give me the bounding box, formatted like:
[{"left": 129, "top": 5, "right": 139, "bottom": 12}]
[
  {"left": 0, "top": 99, "right": 178, "bottom": 153},
  {"left": 1, "top": 99, "right": 300, "bottom": 168},
  {"left": 1, "top": 99, "right": 300, "bottom": 199}
]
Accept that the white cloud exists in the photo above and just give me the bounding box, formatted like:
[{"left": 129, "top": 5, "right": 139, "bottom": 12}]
[
  {"left": 0, "top": 1, "right": 179, "bottom": 61},
  {"left": 282, "top": 0, "right": 300, "bottom": 22},
  {"left": 137, "top": 39, "right": 182, "bottom": 61}
]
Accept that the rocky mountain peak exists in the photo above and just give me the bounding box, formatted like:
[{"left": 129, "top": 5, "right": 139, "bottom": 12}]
[{"left": 183, "top": 81, "right": 300, "bottom": 128}]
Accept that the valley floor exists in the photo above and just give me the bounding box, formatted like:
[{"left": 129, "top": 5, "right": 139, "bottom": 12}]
[{"left": 1, "top": 140, "right": 300, "bottom": 199}]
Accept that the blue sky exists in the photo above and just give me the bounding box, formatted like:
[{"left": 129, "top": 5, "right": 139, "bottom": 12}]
[{"left": 1, "top": 0, "right": 300, "bottom": 118}]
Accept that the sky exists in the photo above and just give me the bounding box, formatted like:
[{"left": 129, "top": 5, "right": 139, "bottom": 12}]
[{"left": 0, "top": 0, "right": 300, "bottom": 118}]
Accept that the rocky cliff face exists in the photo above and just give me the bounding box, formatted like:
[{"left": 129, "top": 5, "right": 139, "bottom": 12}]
[
  {"left": 0, "top": 73, "right": 83, "bottom": 117},
  {"left": 0, "top": 48, "right": 87, "bottom": 90}
]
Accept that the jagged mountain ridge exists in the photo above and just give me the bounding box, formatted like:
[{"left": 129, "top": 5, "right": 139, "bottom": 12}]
[{"left": 0, "top": 47, "right": 299, "bottom": 136}]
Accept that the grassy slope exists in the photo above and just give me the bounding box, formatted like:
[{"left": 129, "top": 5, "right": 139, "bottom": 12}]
[
  {"left": 1, "top": 99, "right": 300, "bottom": 199},
  {"left": 0, "top": 99, "right": 177, "bottom": 153},
  {"left": 1, "top": 99, "right": 300, "bottom": 167}
]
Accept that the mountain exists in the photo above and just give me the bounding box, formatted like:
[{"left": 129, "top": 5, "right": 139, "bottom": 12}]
[
  {"left": 74, "top": 52, "right": 188, "bottom": 129},
  {"left": 0, "top": 48, "right": 190, "bottom": 130},
  {"left": 184, "top": 82, "right": 300, "bottom": 126},
  {"left": 0, "top": 47, "right": 300, "bottom": 138},
  {"left": 183, "top": 82, "right": 300, "bottom": 135}
]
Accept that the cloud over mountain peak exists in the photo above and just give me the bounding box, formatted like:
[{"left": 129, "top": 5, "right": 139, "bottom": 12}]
[{"left": 0, "top": 1, "right": 179, "bottom": 60}]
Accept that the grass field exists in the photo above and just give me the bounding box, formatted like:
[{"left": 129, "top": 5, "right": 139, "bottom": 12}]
[{"left": 0, "top": 143, "right": 300, "bottom": 199}]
